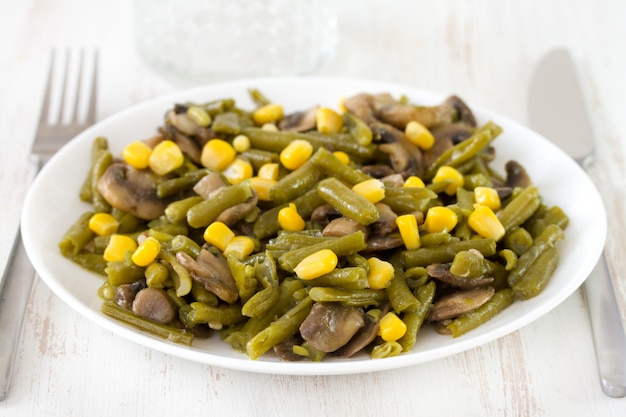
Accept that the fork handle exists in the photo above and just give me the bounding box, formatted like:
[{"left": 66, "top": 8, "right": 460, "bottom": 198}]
[
  {"left": 0, "top": 230, "right": 37, "bottom": 401},
  {"left": 583, "top": 251, "right": 626, "bottom": 398}
]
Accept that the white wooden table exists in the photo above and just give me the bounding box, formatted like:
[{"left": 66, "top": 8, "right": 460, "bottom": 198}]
[{"left": 1, "top": 0, "right": 625, "bottom": 415}]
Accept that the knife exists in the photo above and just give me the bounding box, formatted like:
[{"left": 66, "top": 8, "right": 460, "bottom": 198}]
[{"left": 528, "top": 48, "right": 626, "bottom": 398}]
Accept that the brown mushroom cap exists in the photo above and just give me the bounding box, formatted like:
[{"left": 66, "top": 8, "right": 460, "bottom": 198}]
[
  {"left": 176, "top": 249, "right": 239, "bottom": 304},
  {"left": 428, "top": 286, "right": 496, "bottom": 321},
  {"left": 96, "top": 162, "right": 167, "bottom": 220},
  {"left": 132, "top": 287, "right": 177, "bottom": 324},
  {"left": 299, "top": 302, "right": 365, "bottom": 353}
]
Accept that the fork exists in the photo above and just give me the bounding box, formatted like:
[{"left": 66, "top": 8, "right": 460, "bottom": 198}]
[{"left": 0, "top": 49, "right": 98, "bottom": 401}]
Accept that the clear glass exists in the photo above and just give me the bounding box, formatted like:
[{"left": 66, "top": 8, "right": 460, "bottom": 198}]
[{"left": 133, "top": 0, "right": 338, "bottom": 85}]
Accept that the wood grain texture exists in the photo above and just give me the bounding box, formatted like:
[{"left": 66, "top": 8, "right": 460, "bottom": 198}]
[{"left": 1, "top": 0, "right": 625, "bottom": 415}]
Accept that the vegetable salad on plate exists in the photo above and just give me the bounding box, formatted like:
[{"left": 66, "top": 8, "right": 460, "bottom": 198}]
[{"left": 58, "top": 88, "right": 568, "bottom": 361}]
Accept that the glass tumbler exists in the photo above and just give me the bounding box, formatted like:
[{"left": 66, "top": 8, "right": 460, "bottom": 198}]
[{"left": 133, "top": 0, "right": 338, "bottom": 85}]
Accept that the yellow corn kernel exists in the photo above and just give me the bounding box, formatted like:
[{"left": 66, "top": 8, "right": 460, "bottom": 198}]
[
  {"left": 432, "top": 166, "right": 464, "bottom": 196},
  {"left": 367, "top": 257, "right": 395, "bottom": 290},
  {"left": 352, "top": 178, "right": 386, "bottom": 204},
  {"left": 203, "top": 221, "right": 235, "bottom": 251},
  {"left": 252, "top": 103, "right": 284, "bottom": 125},
  {"left": 186, "top": 105, "right": 211, "bottom": 127},
  {"left": 405, "top": 120, "right": 435, "bottom": 150},
  {"left": 293, "top": 249, "right": 338, "bottom": 280},
  {"left": 379, "top": 312, "right": 407, "bottom": 342},
  {"left": 468, "top": 204, "right": 505, "bottom": 241},
  {"left": 223, "top": 235, "right": 256, "bottom": 259},
  {"left": 122, "top": 140, "right": 152, "bottom": 169},
  {"left": 403, "top": 175, "right": 425, "bottom": 188},
  {"left": 249, "top": 177, "right": 277, "bottom": 201},
  {"left": 474, "top": 186, "right": 501, "bottom": 211},
  {"left": 232, "top": 134, "right": 251, "bottom": 153},
  {"left": 258, "top": 162, "right": 280, "bottom": 180},
  {"left": 332, "top": 151, "right": 350, "bottom": 165},
  {"left": 88, "top": 212, "right": 119, "bottom": 236},
  {"left": 131, "top": 236, "right": 161, "bottom": 267},
  {"left": 103, "top": 234, "right": 137, "bottom": 262},
  {"left": 149, "top": 140, "right": 184, "bottom": 175},
  {"left": 279, "top": 139, "right": 313, "bottom": 170},
  {"left": 396, "top": 214, "right": 421, "bottom": 250},
  {"left": 201, "top": 139, "right": 237, "bottom": 171},
  {"left": 222, "top": 158, "right": 253, "bottom": 184},
  {"left": 278, "top": 203, "right": 306, "bottom": 231},
  {"left": 423, "top": 206, "right": 458, "bottom": 233},
  {"left": 316, "top": 107, "right": 344, "bottom": 134}
]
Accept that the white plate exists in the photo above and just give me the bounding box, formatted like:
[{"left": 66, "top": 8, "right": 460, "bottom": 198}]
[{"left": 21, "top": 77, "right": 606, "bottom": 375}]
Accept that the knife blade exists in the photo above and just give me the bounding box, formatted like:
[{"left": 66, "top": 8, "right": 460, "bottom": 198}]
[{"left": 528, "top": 48, "right": 626, "bottom": 398}]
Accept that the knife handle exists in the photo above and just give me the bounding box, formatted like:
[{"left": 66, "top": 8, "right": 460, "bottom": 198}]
[{"left": 583, "top": 251, "right": 626, "bottom": 397}]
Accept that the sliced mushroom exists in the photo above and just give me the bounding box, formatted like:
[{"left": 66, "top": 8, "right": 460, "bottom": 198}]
[
  {"left": 444, "top": 95, "right": 477, "bottom": 127},
  {"left": 310, "top": 204, "right": 341, "bottom": 225},
  {"left": 193, "top": 171, "right": 227, "bottom": 199},
  {"left": 360, "top": 164, "right": 396, "bottom": 179},
  {"left": 505, "top": 160, "right": 532, "bottom": 188},
  {"left": 335, "top": 303, "right": 391, "bottom": 358},
  {"left": 97, "top": 162, "right": 167, "bottom": 220},
  {"left": 322, "top": 217, "right": 369, "bottom": 238},
  {"left": 365, "top": 236, "right": 404, "bottom": 252},
  {"left": 376, "top": 102, "right": 456, "bottom": 130},
  {"left": 299, "top": 302, "right": 365, "bottom": 353},
  {"left": 372, "top": 203, "right": 398, "bottom": 236},
  {"left": 279, "top": 107, "right": 318, "bottom": 132},
  {"left": 426, "top": 263, "right": 494, "bottom": 289},
  {"left": 428, "top": 286, "right": 495, "bottom": 321},
  {"left": 132, "top": 287, "right": 177, "bottom": 324},
  {"left": 379, "top": 142, "right": 410, "bottom": 173},
  {"left": 176, "top": 249, "right": 239, "bottom": 304},
  {"left": 380, "top": 173, "right": 404, "bottom": 188},
  {"left": 273, "top": 336, "right": 305, "bottom": 361},
  {"left": 215, "top": 190, "right": 259, "bottom": 227},
  {"left": 115, "top": 280, "right": 147, "bottom": 310}
]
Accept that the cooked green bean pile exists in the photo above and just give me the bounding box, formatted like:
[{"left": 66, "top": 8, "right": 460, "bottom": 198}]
[{"left": 59, "top": 89, "right": 568, "bottom": 361}]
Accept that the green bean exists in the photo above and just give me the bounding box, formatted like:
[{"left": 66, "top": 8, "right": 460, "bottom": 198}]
[
  {"left": 165, "top": 196, "right": 204, "bottom": 223},
  {"left": 80, "top": 136, "right": 109, "bottom": 202},
  {"left": 386, "top": 254, "right": 419, "bottom": 313},
  {"left": 510, "top": 246, "right": 559, "bottom": 300},
  {"left": 503, "top": 226, "right": 534, "bottom": 255},
  {"left": 499, "top": 249, "right": 518, "bottom": 271},
  {"left": 402, "top": 238, "right": 497, "bottom": 267},
  {"left": 300, "top": 267, "right": 368, "bottom": 290},
  {"left": 398, "top": 281, "right": 436, "bottom": 352},
  {"left": 317, "top": 177, "right": 379, "bottom": 225},
  {"left": 187, "top": 181, "right": 253, "bottom": 228},
  {"left": 159, "top": 250, "right": 192, "bottom": 297},
  {"left": 69, "top": 252, "right": 107, "bottom": 276},
  {"left": 382, "top": 187, "right": 437, "bottom": 214},
  {"left": 212, "top": 111, "right": 241, "bottom": 135},
  {"left": 101, "top": 301, "right": 193, "bottom": 346},
  {"left": 248, "top": 88, "right": 271, "bottom": 107},
  {"left": 145, "top": 261, "right": 169, "bottom": 289},
  {"left": 497, "top": 186, "right": 541, "bottom": 232},
  {"left": 308, "top": 287, "right": 386, "bottom": 307},
  {"left": 241, "top": 252, "right": 280, "bottom": 318},
  {"left": 191, "top": 280, "right": 220, "bottom": 306},
  {"left": 149, "top": 222, "right": 188, "bottom": 238},
  {"left": 253, "top": 188, "right": 325, "bottom": 239},
  {"left": 105, "top": 258, "right": 145, "bottom": 286},
  {"left": 370, "top": 341, "right": 403, "bottom": 358},
  {"left": 420, "top": 232, "right": 455, "bottom": 247},
  {"left": 446, "top": 288, "right": 515, "bottom": 337},
  {"left": 112, "top": 208, "right": 144, "bottom": 234},
  {"left": 278, "top": 231, "right": 367, "bottom": 272},
  {"left": 166, "top": 288, "right": 188, "bottom": 309},
  {"left": 449, "top": 250, "right": 497, "bottom": 278},
  {"left": 58, "top": 211, "right": 95, "bottom": 257},
  {"left": 343, "top": 112, "right": 373, "bottom": 145},
  {"left": 246, "top": 295, "right": 313, "bottom": 360},
  {"left": 183, "top": 301, "right": 246, "bottom": 326},
  {"left": 309, "top": 147, "right": 370, "bottom": 185},
  {"left": 227, "top": 254, "right": 258, "bottom": 303},
  {"left": 269, "top": 160, "right": 323, "bottom": 204},
  {"left": 266, "top": 231, "right": 327, "bottom": 251},
  {"left": 462, "top": 172, "right": 493, "bottom": 190},
  {"left": 90, "top": 147, "right": 113, "bottom": 213},
  {"left": 404, "top": 267, "right": 430, "bottom": 289},
  {"left": 242, "top": 127, "right": 376, "bottom": 160},
  {"left": 223, "top": 279, "right": 304, "bottom": 352},
  {"left": 525, "top": 205, "right": 570, "bottom": 237},
  {"left": 157, "top": 169, "right": 209, "bottom": 198},
  {"left": 240, "top": 149, "right": 279, "bottom": 171},
  {"left": 507, "top": 224, "right": 564, "bottom": 288},
  {"left": 167, "top": 234, "right": 201, "bottom": 257},
  {"left": 425, "top": 122, "right": 502, "bottom": 179}
]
